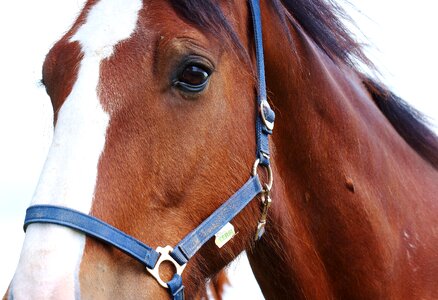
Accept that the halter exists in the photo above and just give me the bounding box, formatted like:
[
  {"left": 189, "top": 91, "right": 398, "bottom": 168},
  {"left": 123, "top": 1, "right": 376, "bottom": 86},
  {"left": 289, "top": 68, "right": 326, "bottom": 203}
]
[{"left": 23, "top": 1, "right": 274, "bottom": 299}]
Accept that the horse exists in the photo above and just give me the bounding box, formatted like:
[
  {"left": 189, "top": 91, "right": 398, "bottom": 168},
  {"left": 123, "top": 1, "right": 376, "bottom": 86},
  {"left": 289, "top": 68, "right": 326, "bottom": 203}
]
[{"left": 5, "top": 0, "right": 438, "bottom": 299}]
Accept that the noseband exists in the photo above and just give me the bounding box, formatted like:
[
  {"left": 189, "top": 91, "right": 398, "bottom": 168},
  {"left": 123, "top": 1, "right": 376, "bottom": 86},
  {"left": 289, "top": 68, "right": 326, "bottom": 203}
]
[{"left": 23, "top": 1, "right": 275, "bottom": 299}]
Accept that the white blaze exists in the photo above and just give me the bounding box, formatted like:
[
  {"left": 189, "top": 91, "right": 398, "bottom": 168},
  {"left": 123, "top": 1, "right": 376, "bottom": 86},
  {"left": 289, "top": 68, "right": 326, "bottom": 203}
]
[{"left": 11, "top": 0, "right": 142, "bottom": 299}]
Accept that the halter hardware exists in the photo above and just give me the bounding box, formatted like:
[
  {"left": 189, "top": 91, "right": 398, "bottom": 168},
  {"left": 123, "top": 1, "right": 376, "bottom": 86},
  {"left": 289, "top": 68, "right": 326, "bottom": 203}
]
[
  {"left": 252, "top": 158, "right": 273, "bottom": 191},
  {"left": 252, "top": 158, "right": 273, "bottom": 241},
  {"left": 255, "top": 185, "right": 272, "bottom": 241},
  {"left": 260, "top": 100, "right": 275, "bottom": 131},
  {"left": 22, "top": 1, "right": 273, "bottom": 299},
  {"left": 146, "top": 246, "right": 187, "bottom": 288}
]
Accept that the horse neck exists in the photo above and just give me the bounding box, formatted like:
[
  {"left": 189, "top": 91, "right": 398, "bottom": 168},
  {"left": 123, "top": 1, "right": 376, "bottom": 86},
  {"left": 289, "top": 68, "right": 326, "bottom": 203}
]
[{"left": 247, "top": 10, "right": 438, "bottom": 300}]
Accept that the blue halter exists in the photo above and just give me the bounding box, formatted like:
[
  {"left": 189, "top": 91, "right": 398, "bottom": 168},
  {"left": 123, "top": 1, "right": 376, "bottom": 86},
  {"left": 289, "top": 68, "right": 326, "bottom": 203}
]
[{"left": 23, "top": 1, "right": 274, "bottom": 299}]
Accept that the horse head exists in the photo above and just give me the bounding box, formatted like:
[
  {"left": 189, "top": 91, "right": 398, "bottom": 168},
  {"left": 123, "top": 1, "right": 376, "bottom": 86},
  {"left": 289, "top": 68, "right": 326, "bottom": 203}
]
[
  {"left": 10, "top": 1, "right": 266, "bottom": 298},
  {"left": 8, "top": 0, "right": 438, "bottom": 299}
]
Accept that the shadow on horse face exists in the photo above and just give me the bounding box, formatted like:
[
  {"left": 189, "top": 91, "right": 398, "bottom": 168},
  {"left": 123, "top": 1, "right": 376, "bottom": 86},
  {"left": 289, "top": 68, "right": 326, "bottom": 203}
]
[{"left": 10, "top": 1, "right": 260, "bottom": 299}]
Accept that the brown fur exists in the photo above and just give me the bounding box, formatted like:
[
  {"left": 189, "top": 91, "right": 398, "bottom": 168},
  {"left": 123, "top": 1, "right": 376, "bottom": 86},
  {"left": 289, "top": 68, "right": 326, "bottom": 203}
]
[
  {"left": 248, "top": 2, "right": 438, "bottom": 299},
  {"left": 6, "top": 0, "right": 438, "bottom": 299}
]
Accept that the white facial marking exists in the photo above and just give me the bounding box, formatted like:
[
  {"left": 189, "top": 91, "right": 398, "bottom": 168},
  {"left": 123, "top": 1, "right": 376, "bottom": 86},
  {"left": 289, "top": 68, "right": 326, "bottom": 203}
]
[{"left": 11, "top": 0, "right": 142, "bottom": 299}]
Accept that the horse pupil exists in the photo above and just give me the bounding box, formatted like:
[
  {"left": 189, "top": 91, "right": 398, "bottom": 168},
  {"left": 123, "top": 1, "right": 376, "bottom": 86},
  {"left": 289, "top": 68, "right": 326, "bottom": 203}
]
[{"left": 181, "top": 65, "right": 208, "bottom": 85}]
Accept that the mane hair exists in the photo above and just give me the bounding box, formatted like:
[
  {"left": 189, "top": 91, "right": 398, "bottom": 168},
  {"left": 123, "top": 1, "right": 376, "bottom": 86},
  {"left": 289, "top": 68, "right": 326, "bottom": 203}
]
[
  {"left": 363, "top": 78, "right": 438, "bottom": 168},
  {"left": 169, "top": 0, "right": 247, "bottom": 58},
  {"left": 278, "top": 0, "right": 370, "bottom": 68},
  {"left": 169, "top": 0, "right": 438, "bottom": 169}
]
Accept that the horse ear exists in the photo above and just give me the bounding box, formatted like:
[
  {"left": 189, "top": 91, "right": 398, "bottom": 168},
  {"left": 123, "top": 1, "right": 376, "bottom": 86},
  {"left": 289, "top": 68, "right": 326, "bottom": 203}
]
[{"left": 363, "top": 77, "right": 438, "bottom": 169}]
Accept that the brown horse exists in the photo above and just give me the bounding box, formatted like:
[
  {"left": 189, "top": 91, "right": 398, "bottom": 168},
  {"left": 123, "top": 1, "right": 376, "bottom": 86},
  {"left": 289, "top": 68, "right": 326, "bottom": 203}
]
[{"left": 5, "top": 0, "right": 438, "bottom": 299}]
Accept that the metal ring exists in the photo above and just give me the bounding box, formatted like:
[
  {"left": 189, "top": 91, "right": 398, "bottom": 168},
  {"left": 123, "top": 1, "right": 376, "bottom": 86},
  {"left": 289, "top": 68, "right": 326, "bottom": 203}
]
[
  {"left": 146, "top": 245, "right": 186, "bottom": 288},
  {"left": 252, "top": 159, "right": 273, "bottom": 191}
]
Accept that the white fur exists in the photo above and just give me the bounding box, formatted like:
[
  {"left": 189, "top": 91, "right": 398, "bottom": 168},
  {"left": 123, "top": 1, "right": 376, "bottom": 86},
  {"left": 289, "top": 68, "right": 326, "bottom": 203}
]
[{"left": 11, "top": 0, "right": 142, "bottom": 299}]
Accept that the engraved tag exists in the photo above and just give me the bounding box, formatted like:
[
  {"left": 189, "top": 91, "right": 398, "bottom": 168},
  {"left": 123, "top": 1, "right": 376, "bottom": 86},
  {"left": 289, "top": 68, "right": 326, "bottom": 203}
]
[{"left": 215, "top": 222, "right": 236, "bottom": 248}]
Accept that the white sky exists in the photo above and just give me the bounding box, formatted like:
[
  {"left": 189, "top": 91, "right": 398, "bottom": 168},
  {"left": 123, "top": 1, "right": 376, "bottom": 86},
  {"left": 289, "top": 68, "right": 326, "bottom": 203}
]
[{"left": 0, "top": 1, "right": 436, "bottom": 297}]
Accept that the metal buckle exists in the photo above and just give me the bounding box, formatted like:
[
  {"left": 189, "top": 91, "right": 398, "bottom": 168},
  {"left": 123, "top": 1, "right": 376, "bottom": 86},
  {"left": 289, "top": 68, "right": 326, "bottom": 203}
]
[
  {"left": 146, "top": 245, "right": 186, "bottom": 288},
  {"left": 260, "top": 100, "right": 274, "bottom": 131},
  {"left": 252, "top": 159, "right": 274, "bottom": 241},
  {"left": 255, "top": 186, "right": 272, "bottom": 241}
]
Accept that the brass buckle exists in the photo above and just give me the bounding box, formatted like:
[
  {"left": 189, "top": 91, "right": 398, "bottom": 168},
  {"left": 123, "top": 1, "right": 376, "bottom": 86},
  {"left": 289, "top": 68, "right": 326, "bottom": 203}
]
[{"left": 146, "top": 246, "right": 186, "bottom": 288}]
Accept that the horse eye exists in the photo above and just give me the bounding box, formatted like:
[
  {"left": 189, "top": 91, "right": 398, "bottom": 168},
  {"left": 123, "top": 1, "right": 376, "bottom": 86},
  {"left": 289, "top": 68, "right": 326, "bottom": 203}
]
[{"left": 174, "top": 64, "right": 211, "bottom": 93}]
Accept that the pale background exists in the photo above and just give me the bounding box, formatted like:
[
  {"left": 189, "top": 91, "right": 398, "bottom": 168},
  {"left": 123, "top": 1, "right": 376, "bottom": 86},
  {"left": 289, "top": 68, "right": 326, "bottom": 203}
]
[{"left": 0, "top": 1, "right": 437, "bottom": 298}]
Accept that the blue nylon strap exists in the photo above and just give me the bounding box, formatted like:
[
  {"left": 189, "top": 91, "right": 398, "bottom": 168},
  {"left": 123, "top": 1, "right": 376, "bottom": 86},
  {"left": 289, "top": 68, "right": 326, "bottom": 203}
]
[
  {"left": 170, "top": 175, "right": 263, "bottom": 265},
  {"left": 23, "top": 205, "right": 160, "bottom": 270},
  {"left": 23, "top": 176, "right": 262, "bottom": 299},
  {"left": 249, "top": 0, "right": 275, "bottom": 167},
  {"left": 250, "top": 0, "right": 266, "bottom": 102},
  {"left": 167, "top": 274, "right": 184, "bottom": 300}
]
